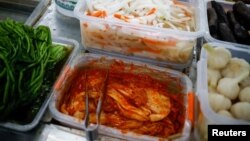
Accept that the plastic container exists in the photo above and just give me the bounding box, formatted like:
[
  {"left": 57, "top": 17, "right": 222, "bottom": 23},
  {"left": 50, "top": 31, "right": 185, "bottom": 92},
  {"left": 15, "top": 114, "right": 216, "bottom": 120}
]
[
  {"left": 0, "top": 37, "right": 79, "bottom": 132},
  {"left": 195, "top": 42, "right": 250, "bottom": 141},
  {"left": 55, "top": 0, "right": 78, "bottom": 17},
  {"left": 204, "top": 0, "right": 250, "bottom": 49},
  {"left": 49, "top": 53, "right": 194, "bottom": 141},
  {"left": 73, "top": 0, "right": 205, "bottom": 70}
]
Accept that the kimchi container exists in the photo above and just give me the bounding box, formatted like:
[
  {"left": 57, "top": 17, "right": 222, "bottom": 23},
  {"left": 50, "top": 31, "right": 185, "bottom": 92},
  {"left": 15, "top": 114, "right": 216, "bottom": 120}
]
[
  {"left": 49, "top": 53, "right": 194, "bottom": 141},
  {"left": 0, "top": 37, "right": 79, "bottom": 132},
  {"left": 195, "top": 42, "right": 250, "bottom": 141},
  {"left": 73, "top": 0, "right": 205, "bottom": 70},
  {"left": 204, "top": 0, "right": 250, "bottom": 49}
]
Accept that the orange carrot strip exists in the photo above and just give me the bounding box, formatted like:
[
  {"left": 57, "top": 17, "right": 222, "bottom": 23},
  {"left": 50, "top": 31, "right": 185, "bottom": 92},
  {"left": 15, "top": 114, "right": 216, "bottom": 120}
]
[
  {"left": 184, "top": 10, "right": 191, "bottom": 17},
  {"left": 114, "top": 13, "right": 122, "bottom": 19},
  {"left": 142, "top": 38, "right": 158, "bottom": 44},
  {"left": 114, "top": 13, "right": 129, "bottom": 22},
  {"left": 86, "top": 11, "right": 91, "bottom": 16},
  {"left": 92, "top": 32, "right": 104, "bottom": 39},
  {"left": 173, "top": 0, "right": 191, "bottom": 17},
  {"left": 83, "top": 22, "right": 88, "bottom": 28},
  {"left": 88, "top": 10, "right": 107, "bottom": 18},
  {"left": 128, "top": 48, "right": 143, "bottom": 53},
  {"left": 173, "top": 0, "right": 185, "bottom": 6},
  {"left": 92, "top": 10, "right": 103, "bottom": 17},
  {"left": 147, "top": 8, "right": 157, "bottom": 15},
  {"left": 142, "top": 38, "right": 177, "bottom": 47},
  {"left": 101, "top": 10, "right": 107, "bottom": 18},
  {"left": 188, "top": 92, "right": 195, "bottom": 127},
  {"left": 144, "top": 47, "right": 161, "bottom": 53},
  {"left": 128, "top": 46, "right": 161, "bottom": 54}
]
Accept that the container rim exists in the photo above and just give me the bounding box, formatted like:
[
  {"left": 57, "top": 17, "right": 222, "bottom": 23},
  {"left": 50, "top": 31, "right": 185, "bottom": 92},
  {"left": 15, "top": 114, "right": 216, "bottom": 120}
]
[
  {"left": 74, "top": 0, "right": 205, "bottom": 38},
  {"left": 86, "top": 47, "right": 194, "bottom": 70}
]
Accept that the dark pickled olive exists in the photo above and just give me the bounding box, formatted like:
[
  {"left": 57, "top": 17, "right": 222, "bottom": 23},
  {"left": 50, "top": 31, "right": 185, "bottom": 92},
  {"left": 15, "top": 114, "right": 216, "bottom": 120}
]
[
  {"left": 218, "top": 23, "right": 237, "bottom": 42},
  {"left": 233, "top": 1, "right": 250, "bottom": 30},
  {"left": 211, "top": 1, "right": 229, "bottom": 25},
  {"left": 227, "top": 11, "right": 250, "bottom": 44},
  {"left": 234, "top": 0, "right": 250, "bottom": 4},
  {"left": 207, "top": 8, "right": 218, "bottom": 39}
]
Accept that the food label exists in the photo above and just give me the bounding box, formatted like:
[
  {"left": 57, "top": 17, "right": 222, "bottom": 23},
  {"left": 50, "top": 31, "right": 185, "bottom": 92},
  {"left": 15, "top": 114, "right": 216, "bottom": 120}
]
[{"left": 55, "top": 0, "right": 78, "bottom": 11}]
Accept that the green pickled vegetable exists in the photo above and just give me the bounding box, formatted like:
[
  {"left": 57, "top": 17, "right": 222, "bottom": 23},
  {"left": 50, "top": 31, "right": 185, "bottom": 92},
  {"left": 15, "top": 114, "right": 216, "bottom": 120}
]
[{"left": 0, "top": 19, "right": 70, "bottom": 122}]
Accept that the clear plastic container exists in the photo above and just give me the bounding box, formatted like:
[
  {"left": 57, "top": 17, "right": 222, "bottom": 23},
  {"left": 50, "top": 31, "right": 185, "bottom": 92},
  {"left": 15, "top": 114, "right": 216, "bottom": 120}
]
[
  {"left": 195, "top": 42, "right": 250, "bottom": 141},
  {"left": 0, "top": 37, "right": 79, "bottom": 132},
  {"left": 204, "top": 0, "right": 250, "bottom": 49},
  {"left": 73, "top": 0, "right": 205, "bottom": 70},
  {"left": 49, "top": 53, "right": 194, "bottom": 141}
]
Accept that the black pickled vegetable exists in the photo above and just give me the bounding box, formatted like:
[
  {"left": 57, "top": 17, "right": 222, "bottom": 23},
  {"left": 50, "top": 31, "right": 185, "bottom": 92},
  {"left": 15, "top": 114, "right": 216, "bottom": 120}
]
[
  {"left": 218, "top": 23, "right": 237, "bottom": 42},
  {"left": 233, "top": 1, "right": 250, "bottom": 30},
  {"left": 207, "top": 8, "right": 219, "bottom": 39},
  {"left": 211, "top": 1, "right": 229, "bottom": 25},
  {"left": 227, "top": 10, "right": 250, "bottom": 44},
  {"left": 0, "top": 19, "right": 70, "bottom": 121},
  {"left": 233, "top": 0, "right": 250, "bottom": 4}
]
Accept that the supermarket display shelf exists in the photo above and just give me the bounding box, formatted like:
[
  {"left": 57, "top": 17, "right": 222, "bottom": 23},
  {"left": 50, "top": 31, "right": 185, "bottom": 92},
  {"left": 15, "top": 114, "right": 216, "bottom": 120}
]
[{"left": 0, "top": 0, "right": 199, "bottom": 141}]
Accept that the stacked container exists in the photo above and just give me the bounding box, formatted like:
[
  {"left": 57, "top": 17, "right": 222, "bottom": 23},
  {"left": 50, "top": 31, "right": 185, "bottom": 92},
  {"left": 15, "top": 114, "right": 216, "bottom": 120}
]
[{"left": 73, "top": 0, "right": 205, "bottom": 70}]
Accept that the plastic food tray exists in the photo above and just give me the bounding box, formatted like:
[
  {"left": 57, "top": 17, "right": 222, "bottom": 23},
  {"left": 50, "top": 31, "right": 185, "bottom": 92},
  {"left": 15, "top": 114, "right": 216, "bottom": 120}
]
[
  {"left": 0, "top": 37, "right": 79, "bottom": 132},
  {"left": 195, "top": 42, "right": 250, "bottom": 140},
  {"left": 204, "top": 0, "right": 250, "bottom": 49},
  {"left": 49, "top": 53, "right": 194, "bottom": 141},
  {"left": 73, "top": 0, "right": 205, "bottom": 70}
]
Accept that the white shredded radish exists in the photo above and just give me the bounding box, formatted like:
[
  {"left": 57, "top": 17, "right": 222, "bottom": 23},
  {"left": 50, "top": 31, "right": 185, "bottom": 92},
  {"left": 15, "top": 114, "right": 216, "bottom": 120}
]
[
  {"left": 85, "top": 0, "right": 195, "bottom": 31},
  {"left": 81, "top": 0, "right": 195, "bottom": 64}
]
